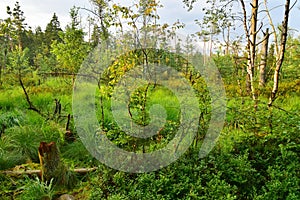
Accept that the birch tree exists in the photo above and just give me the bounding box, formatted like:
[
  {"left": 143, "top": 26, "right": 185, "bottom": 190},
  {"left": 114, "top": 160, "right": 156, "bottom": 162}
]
[
  {"left": 183, "top": 0, "right": 296, "bottom": 107},
  {"left": 268, "top": 0, "right": 294, "bottom": 107}
]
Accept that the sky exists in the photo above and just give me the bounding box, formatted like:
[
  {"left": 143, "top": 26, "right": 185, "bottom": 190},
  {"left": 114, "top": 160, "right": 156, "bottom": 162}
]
[
  {"left": 0, "top": 0, "right": 203, "bottom": 34},
  {"left": 0, "top": 0, "right": 300, "bottom": 38}
]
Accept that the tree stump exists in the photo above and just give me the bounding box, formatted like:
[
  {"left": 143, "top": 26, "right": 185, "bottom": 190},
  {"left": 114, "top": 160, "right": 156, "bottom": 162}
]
[{"left": 38, "top": 142, "right": 67, "bottom": 185}]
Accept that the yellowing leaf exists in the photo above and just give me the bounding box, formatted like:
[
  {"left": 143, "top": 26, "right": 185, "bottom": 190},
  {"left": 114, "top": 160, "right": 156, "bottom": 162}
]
[{"left": 145, "top": 8, "right": 152, "bottom": 15}]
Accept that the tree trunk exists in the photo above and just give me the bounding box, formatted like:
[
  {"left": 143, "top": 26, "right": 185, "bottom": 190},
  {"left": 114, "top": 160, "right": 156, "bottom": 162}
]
[
  {"left": 268, "top": 0, "right": 291, "bottom": 106},
  {"left": 209, "top": 30, "right": 213, "bottom": 57},
  {"left": 0, "top": 64, "right": 2, "bottom": 86},
  {"left": 225, "top": 25, "right": 230, "bottom": 55},
  {"left": 248, "top": 0, "right": 258, "bottom": 100},
  {"left": 259, "top": 28, "right": 269, "bottom": 87},
  {"left": 240, "top": 0, "right": 258, "bottom": 100},
  {"left": 38, "top": 142, "right": 67, "bottom": 184},
  {"left": 264, "top": 0, "right": 279, "bottom": 56}
]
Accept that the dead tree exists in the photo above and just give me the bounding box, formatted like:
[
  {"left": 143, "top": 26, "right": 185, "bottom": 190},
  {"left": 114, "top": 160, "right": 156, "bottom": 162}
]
[
  {"left": 259, "top": 28, "right": 269, "bottom": 87},
  {"left": 53, "top": 98, "right": 62, "bottom": 117},
  {"left": 65, "top": 114, "right": 75, "bottom": 142},
  {"left": 240, "top": 0, "right": 259, "bottom": 102},
  {"left": 38, "top": 142, "right": 68, "bottom": 185},
  {"left": 19, "top": 76, "right": 45, "bottom": 117},
  {"left": 268, "top": 0, "right": 293, "bottom": 106}
]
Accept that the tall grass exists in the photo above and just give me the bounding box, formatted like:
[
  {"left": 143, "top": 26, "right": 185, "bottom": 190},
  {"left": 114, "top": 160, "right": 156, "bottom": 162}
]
[
  {"left": 0, "top": 134, "right": 26, "bottom": 169},
  {"left": 18, "top": 177, "right": 55, "bottom": 200}
]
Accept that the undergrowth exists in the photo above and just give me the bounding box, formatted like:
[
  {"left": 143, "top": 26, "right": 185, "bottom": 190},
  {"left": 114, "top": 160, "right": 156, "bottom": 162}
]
[{"left": 0, "top": 73, "right": 299, "bottom": 199}]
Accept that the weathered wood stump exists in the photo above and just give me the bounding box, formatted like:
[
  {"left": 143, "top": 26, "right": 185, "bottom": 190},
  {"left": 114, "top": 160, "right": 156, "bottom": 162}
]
[{"left": 38, "top": 142, "right": 68, "bottom": 185}]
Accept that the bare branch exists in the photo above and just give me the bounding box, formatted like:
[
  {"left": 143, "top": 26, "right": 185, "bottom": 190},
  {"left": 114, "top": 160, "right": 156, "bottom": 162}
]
[
  {"left": 19, "top": 76, "right": 46, "bottom": 118},
  {"left": 263, "top": 0, "right": 279, "bottom": 55}
]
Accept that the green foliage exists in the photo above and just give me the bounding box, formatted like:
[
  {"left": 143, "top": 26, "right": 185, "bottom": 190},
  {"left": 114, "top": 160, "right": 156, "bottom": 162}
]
[
  {"left": 0, "top": 139, "right": 26, "bottom": 170},
  {"left": 6, "top": 1, "right": 27, "bottom": 48},
  {"left": 0, "top": 1, "right": 299, "bottom": 200},
  {"left": 61, "top": 140, "right": 98, "bottom": 167},
  {"left": 0, "top": 110, "right": 23, "bottom": 129},
  {"left": 45, "top": 13, "right": 62, "bottom": 45},
  {"left": 7, "top": 46, "right": 31, "bottom": 74},
  {"left": 85, "top": 112, "right": 299, "bottom": 199},
  {"left": 51, "top": 7, "right": 90, "bottom": 74},
  {"left": 282, "top": 36, "right": 300, "bottom": 80},
  {"left": 18, "top": 177, "right": 55, "bottom": 200},
  {"left": 2, "top": 124, "right": 61, "bottom": 164},
  {"left": 195, "top": 0, "right": 234, "bottom": 45}
]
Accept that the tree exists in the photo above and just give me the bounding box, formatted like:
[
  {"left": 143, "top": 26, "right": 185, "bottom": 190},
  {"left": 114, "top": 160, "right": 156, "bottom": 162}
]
[
  {"left": 282, "top": 36, "right": 300, "bottom": 80},
  {"left": 0, "top": 20, "right": 9, "bottom": 86},
  {"left": 45, "top": 13, "right": 63, "bottom": 45},
  {"left": 1, "top": 1, "right": 27, "bottom": 80},
  {"left": 32, "top": 13, "right": 63, "bottom": 72},
  {"left": 1, "top": 1, "right": 38, "bottom": 84},
  {"left": 268, "top": 0, "right": 294, "bottom": 107},
  {"left": 7, "top": 46, "right": 30, "bottom": 79},
  {"left": 239, "top": 0, "right": 259, "bottom": 102},
  {"left": 195, "top": 0, "right": 235, "bottom": 56},
  {"left": 183, "top": 0, "right": 296, "bottom": 108},
  {"left": 90, "top": 23, "right": 102, "bottom": 47},
  {"left": 89, "top": 0, "right": 111, "bottom": 41},
  {"left": 80, "top": 0, "right": 112, "bottom": 44},
  {"left": 51, "top": 7, "right": 89, "bottom": 81},
  {"left": 6, "top": 1, "right": 27, "bottom": 50},
  {"left": 259, "top": 28, "right": 269, "bottom": 87}
]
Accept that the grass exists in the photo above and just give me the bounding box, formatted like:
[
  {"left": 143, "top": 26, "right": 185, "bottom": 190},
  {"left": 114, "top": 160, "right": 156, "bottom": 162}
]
[
  {"left": 0, "top": 122, "right": 62, "bottom": 168},
  {"left": 0, "top": 72, "right": 299, "bottom": 199},
  {"left": 61, "top": 140, "right": 99, "bottom": 167},
  {"left": 18, "top": 177, "right": 55, "bottom": 200}
]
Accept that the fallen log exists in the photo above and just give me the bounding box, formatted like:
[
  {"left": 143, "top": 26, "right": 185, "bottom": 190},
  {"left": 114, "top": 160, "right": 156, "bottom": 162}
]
[
  {"left": 0, "top": 167, "right": 98, "bottom": 176},
  {"left": 1, "top": 141, "right": 97, "bottom": 187}
]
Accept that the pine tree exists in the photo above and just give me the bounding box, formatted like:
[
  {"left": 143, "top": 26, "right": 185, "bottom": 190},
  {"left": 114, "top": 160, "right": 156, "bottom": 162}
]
[
  {"left": 51, "top": 7, "right": 89, "bottom": 79},
  {"left": 6, "top": 1, "right": 27, "bottom": 50},
  {"left": 45, "top": 13, "right": 63, "bottom": 45}
]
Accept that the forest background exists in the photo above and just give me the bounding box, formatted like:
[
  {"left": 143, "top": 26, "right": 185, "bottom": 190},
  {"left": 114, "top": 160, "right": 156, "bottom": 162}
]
[{"left": 0, "top": 0, "right": 299, "bottom": 199}]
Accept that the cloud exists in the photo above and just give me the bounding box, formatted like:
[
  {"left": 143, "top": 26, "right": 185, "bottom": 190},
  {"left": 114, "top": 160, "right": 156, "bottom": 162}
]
[
  {"left": 1, "top": 0, "right": 298, "bottom": 35},
  {"left": 0, "top": 0, "right": 91, "bottom": 30}
]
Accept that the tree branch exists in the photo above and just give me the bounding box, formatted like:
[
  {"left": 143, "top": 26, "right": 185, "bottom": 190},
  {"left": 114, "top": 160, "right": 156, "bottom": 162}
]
[{"left": 19, "top": 76, "right": 46, "bottom": 118}]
